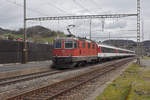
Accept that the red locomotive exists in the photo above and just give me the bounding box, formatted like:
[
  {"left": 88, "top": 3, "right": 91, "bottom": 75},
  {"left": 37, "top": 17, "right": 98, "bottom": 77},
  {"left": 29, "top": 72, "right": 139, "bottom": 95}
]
[
  {"left": 52, "top": 36, "right": 98, "bottom": 68},
  {"left": 52, "top": 26, "right": 135, "bottom": 69},
  {"left": 52, "top": 35, "right": 135, "bottom": 68}
]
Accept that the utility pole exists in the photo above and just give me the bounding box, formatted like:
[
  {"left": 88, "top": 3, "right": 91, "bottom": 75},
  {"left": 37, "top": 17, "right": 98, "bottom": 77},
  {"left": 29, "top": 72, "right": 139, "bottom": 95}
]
[
  {"left": 142, "top": 19, "right": 144, "bottom": 57},
  {"left": 109, "top": 32, "right": 110, "bottom": 45},
  {"left": 102, "top": 19, "right": 105, "bottom": 32},
  {"left": 137, "top": 0, "right": 141, "bottom": 64},
  {"left": 89, "top": 19, "right": 92, "bottom": 40},
  {"left": 23, "top": 0, "right": 28, "bottom": 63},
  {"left": 109, "top": 32, "right": 110, "bottom": 40}
]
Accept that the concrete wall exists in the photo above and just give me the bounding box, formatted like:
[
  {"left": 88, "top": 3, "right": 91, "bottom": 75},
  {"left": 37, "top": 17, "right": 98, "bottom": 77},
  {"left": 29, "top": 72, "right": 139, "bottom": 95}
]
[{"left": 0, "top": 40, "right": 53, "bottom": 64}]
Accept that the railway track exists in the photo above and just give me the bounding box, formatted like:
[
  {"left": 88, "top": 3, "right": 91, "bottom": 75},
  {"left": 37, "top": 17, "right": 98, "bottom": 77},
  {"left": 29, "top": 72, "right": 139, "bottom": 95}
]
[
  {"left": 0, "top": 59, "right": 118, "bottom": 87},
  {"left": 0, "top": 62, "right": 104, "bottom": 87},
  {"left": 6, "top": 58, "right": 134, "bottom": 100},
  {"left": 0, "top": 70, "right": 63, "bottom": 86}
]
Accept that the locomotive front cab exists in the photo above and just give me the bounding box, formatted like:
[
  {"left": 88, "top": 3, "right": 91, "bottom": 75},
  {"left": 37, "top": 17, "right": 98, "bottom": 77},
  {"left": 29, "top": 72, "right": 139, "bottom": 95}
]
[
  {"left": 53, "top": 37, "right": 79, "bottom": 66},
  {"left": 53, "top": 38, "right": 78, "bottom": 56}
]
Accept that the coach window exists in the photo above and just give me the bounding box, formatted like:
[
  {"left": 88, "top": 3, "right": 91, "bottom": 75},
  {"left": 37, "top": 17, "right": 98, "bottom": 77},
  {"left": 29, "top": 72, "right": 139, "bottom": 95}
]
[
  {"left": 65, "top": 40, "right": 73, "bottom": 48},
  {"left": 55, "top": 40, "right": 62, "bottom": 48},
  {"left": 88, "top": 43, "right": 91, "bottom": 48},
  {"left": 82, "top": 41, "right": 85, "bottom": 48},
  {"left": 101, "top": 47, "right": 104, "bottom": 52}
]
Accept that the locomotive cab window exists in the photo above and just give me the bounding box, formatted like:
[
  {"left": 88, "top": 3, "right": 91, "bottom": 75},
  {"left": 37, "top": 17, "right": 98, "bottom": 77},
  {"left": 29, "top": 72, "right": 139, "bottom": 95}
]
[
  {"left": 88, "top": 43, "right": 91, "bottom": 48},
  {"left": 82, "top": 41, "right": 85, "bottom": 48},
  {"left": 54, "top": 40, "right": 62, "bottom": 48},
  {"left": 65, "top": 40, "right": 73, "bottom": 48},
  {"left": 74, "top": 41, "right": 78, "bottom": 48},
  {"left": 93, "top": 43, "right": 95, "bottom": 49}
]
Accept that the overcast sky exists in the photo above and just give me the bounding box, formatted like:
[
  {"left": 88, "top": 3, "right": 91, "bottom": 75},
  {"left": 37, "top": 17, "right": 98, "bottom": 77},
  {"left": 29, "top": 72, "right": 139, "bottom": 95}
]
[{"left": 0, "top": 0, "right": 150, "bottom": 41}]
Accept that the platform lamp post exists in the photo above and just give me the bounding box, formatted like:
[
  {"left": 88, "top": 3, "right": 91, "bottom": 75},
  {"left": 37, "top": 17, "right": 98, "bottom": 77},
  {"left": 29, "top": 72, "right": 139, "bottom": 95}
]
[{"left": 22, "top": 0, "right": 28, "bottom": 63}]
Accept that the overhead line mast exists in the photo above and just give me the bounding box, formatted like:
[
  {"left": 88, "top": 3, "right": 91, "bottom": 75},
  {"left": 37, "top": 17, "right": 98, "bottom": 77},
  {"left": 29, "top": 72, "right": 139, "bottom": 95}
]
[
  {"left": 23, "top": 0, "right": 27, "bottom": 64},
  {"left": 92, "top": 36, "right": 137, "bottom": 39},
  {"left": 25, "top": 14, "right": 137, "bottom": 21},
  {"left": 137, "top": 0, "right": 141, "bottom": 64}
]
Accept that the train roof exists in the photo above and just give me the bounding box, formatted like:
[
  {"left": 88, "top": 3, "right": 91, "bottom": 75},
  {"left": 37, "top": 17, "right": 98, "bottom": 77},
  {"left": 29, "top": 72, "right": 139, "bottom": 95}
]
[
  {"left": 97, "top": 43, "right": 135, "bottom": 53},
  {"left": 55, "top": 37, "right": 96, "bottom": 43},
  {"left": 55, "top": 37, "right": 134, "bottom": 53}
]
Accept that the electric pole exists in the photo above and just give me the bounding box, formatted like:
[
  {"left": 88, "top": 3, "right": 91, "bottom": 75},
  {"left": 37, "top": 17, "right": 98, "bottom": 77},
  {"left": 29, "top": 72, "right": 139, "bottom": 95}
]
[
  {"left": 137, "top": 0, "right": 141, "bottom": 64},
  {"left": 23, "top": 0, "right": 28, "bottom": 63},
  {"left": 142, "top": 19, "right": 144, "bottom": 57},
  {"left": 89, "top": 19, "right": 92, "bottom": 40},
  {"left": 102, "top": 19, "right": 105, "bottom": 32},
  {"left": 109, "top": 32, "right": 110, "bottom": 45}
]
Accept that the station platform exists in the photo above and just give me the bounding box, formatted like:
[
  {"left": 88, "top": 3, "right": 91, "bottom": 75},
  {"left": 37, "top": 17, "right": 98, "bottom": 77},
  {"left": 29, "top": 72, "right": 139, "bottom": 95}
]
[{"left": 0, "top": 61, "right": 52, "bottom": 79}]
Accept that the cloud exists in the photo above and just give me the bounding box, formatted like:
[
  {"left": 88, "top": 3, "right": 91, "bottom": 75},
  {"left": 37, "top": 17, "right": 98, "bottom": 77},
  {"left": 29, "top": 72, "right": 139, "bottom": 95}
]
[
  {"left": 105, "top": 21, "right": 127, "bottom": 29},
  {"left": 0, "top": 0, "right": 150, "bottom": 40}
]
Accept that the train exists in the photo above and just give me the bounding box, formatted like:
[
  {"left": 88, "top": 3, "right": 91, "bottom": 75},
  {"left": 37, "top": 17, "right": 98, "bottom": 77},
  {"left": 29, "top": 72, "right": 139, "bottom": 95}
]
[{"left": 52, "top": 36, "right": 135, "bottom": 68}]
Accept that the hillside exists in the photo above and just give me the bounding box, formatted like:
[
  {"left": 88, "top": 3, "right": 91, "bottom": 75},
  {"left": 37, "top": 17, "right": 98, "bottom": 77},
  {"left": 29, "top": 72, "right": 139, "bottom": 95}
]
[
  {"left": 143, "top": 40, "right": 150, "bottom": 56},
  {"left": 0, "top": 26, "right": 65, "bottom": 43},
  {"left": 103, "top": 39, "right": 136, "bottom": 47},
  {"left": 0, "top": 27, "right": 12, "bottom": 34},
  {"left": 103, "top": 40, "right": 136, "bottom": 50},
  {"left": 15, "top": 26, "right": 64, "bottom": 38},
  {"left": 103, "top": 39, "right": 150, "bottom": 56}
]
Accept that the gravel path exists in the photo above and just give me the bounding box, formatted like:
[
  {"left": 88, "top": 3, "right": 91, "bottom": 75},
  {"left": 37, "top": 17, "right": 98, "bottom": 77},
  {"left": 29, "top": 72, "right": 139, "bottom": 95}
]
[
  {"left": 140, "top": 59, "right": 150, "bottom": 71},
  {"left": 85, "top": 60, "right": 135, "bottom": 100},
  {"left": 0, "top": 61, "right": 52, "bottom": 72},
  {"left": 51, "top": 60, "right": 135, "bottom": 100},
  {"left": 141, "top": 59, "right": 150, "bottom": 67}
]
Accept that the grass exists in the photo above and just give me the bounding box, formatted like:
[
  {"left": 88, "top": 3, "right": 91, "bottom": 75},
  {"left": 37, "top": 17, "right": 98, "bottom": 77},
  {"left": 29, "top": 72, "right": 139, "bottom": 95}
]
[
  {"left": 0, "top": 33, "right": 23, "bottom": 39},
  {"left": 31, "top": 34, "right": 65, "bottom": 43},
  {"left": 95, "top": 63, "right": 150, "bottom": 100},
  {"left": 143, "top": 56, "right": 150, "bottom": 60}
]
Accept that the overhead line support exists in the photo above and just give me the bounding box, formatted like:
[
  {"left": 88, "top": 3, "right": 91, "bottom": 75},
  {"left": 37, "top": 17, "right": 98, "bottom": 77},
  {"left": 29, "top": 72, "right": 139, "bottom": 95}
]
[
  {"left": 23, "top": 0, "right": 28, "bottom": 64},
  {"left": 137, "top": 0, "right": 141, "bottom": 64},
  {"left": 26, "top": 14, "right": 137, "bottom": 21}
]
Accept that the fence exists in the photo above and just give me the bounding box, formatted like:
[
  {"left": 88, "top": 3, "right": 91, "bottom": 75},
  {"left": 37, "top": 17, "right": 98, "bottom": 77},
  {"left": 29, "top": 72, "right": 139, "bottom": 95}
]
[{"left": 0, "top": 40, "right": 53, "bottom": 64}]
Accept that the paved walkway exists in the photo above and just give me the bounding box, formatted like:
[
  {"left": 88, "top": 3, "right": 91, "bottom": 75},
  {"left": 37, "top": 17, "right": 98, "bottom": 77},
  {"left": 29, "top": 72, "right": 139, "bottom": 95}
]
[{"left": 0, "top": 61, "right": 52, "bottom": 72}]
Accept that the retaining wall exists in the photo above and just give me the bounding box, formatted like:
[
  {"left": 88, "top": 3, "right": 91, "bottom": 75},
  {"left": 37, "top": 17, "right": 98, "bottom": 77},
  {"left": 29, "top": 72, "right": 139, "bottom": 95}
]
[{"left": 0, "top": 40, "right": 53, "bottom": 64}]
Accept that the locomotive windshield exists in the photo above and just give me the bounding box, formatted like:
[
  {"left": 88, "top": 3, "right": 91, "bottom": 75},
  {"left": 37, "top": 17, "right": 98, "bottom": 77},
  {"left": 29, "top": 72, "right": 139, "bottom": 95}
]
[
  {"left": 54, "top": 40, "right": 62, "bottom": 48},
  {"left": 74, "top": 41, "right": 77, "bottom": 48},
  {"left": 65, "top": 40, "right": 73, "bottom": 48}
]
